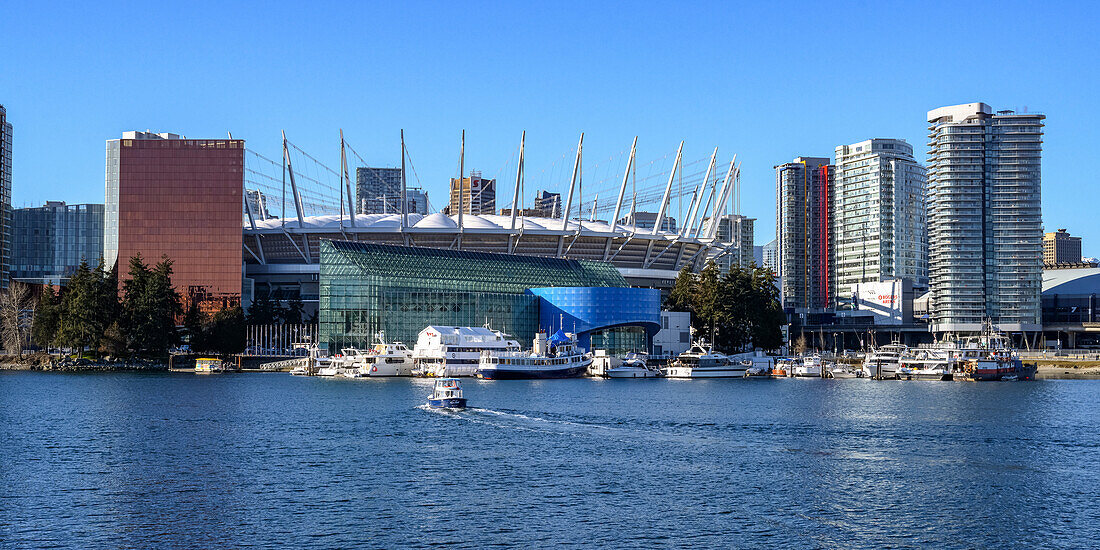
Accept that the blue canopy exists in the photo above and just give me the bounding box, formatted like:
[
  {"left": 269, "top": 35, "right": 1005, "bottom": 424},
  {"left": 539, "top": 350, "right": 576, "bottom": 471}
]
[{"left": 547, "top": 329, "right": 571, "bottom": 345}]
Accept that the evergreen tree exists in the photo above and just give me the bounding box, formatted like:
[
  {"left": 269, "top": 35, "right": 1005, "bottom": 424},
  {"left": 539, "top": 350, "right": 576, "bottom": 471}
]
[
  {"left": 121, "top": 255, "right": 182, "bottom": 356},
  {"left": 283, "top": 295, "right": 304, "bottom": 325},
  {"left": 246, "top": 291, "right": 282, "bottom": 325},
  {"left": 207, "top": 306, "right": 246, "bottom": 355},
  {"left": 59, "top": 260, "right": 102, "bottom": 354},
  {"left": 32, "top": 285, "right": 60, "bottom": 349},
  {"left": 692, "top": 261, "right": 723, "bottom": 346},
  {"left": 183, "top": 301, "right": 208, "bottom": 353},
  {"left": 665, "top": 267, "right": 696, "bottom": 313},
  {"left": 749, "top": 265, "right": 785, "bottom": 351}
]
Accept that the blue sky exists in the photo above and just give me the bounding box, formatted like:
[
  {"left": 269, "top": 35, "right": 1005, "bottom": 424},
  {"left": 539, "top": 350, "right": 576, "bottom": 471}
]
[{"left": 2, "top": 1, "right": 1096, "bottom": 250}]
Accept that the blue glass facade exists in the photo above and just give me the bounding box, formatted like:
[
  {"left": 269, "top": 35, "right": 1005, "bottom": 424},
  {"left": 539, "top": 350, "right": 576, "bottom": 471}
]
[{"left": 527, "top": 287, "right": 662, "bottom": 353}]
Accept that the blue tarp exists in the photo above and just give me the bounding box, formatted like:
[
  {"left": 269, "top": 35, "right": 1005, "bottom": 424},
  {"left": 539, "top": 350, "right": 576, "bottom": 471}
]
[{"left": 547, "top": 329, "right": 571, "bottom": 345}]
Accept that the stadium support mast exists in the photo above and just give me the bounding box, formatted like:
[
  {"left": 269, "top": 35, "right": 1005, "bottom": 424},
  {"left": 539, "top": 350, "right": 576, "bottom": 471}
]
[
  {"left": 652, "top": 141, "right": 683, "bottom": 235},
  {"left": 560, "top": 133, "right": 584, "bottom": 232},
  {"left": 458, "top": 130, "right": 465, "bottom": 236},
  {"left": 282, "top": 130, "right": 305, "bottom": 227},
  {"left": 705, "top": 158, "right": 737, "bottom": 240},
  {"left": 509, "top": 131, "right": 525, "bottom": 231},
  {"left": 340, "top": 129, "right": 355, "bottom": 228},
  {"left": 609, "top": 136, "right": 637, "bottom": 233},
  {"left": 400, "top": 129, "right": 408, "bottom": 230},
  {"left": 683, "top": 147, "right": 716, "bottom": 239}
]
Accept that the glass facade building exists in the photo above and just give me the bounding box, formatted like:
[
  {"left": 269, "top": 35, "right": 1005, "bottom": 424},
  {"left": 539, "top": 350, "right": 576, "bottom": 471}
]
[
  {"left": 775, "top": 157, "right": 835, "bottom": 311},
  {"left": 318, "top": 241, "right": 649, "bottom": 352},
  {"left": 105, "top": 131, "right": 244, "bottom": 311},
  {"left": 11, "top": 202, "right": 104, "bottom": 283},
  {"left": 0, "top": 105, "right": 12, "bottom": 289}
]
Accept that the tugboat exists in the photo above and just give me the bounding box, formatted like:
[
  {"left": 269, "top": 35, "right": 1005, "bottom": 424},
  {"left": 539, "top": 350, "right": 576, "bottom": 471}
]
[
  {"left": 427, "top": 378, "right": 467, "bottom": 409},
  {"left": 955, "top": 320, "right": 1036, "bottom": 381},
  {"left": 477, "top": 329, "right": 591, "bottom": 380}
]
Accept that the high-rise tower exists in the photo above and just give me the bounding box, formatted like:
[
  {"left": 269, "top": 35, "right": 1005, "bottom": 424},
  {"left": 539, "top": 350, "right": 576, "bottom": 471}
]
[
  {"left": 926, "top": 103, "right": 1044, "bottom": 332},
  {"left": 775, "top": 157, "right": 834, "bottom": 311}
]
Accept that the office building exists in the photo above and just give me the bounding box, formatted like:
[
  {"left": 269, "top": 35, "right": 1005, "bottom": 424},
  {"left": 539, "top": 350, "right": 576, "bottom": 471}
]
[
  {"left": 11, "top": 202, "right": 104, "bottom": 283},
  {"left": 775, "top": 157, "right": 834, "bottom": 311},
  {"left": 404, "top": 187, "right": 429, "bottom": 215},
  {"left": 445, "top": 171, "right": 496, "bottom": 215},
  {"left": 0, "top": 105, "right": 11, "bottom": 288},
  {"left": 833, "top": 139, "right": 928, "bottom": 298},
  {"left": 617, "top": 211, "right": 677, "bottom": 232},
  {"left": 762, "top": 239, "right": 778, "bottom": 274},
  {"left": 1044, "top": 229, "right": 1081, "bottom": 265},
  {"left": 533, "top": 190, "right": 562, "bottom": 218},
  {"left": 318, "top": 241, "right": 660, "bottom": 353},
  {"left": 105, "top": 131, "right": 244, "bottom": 311},
  {"left": 927, "top": 103, "right": 1044, "bottom": 332},
  {"left": 710, "top": 214, "right": 755, "bottom": 271},
  {"left": 245, "top": 189, "right": 272, "bottom": 221},
  {"left": 355, "top": 167, "right": 404, "bottom": 214}
]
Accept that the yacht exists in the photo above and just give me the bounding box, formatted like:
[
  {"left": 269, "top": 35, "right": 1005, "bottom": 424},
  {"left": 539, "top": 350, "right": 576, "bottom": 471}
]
[
  {"left": 792, "top": 354, "right": 824, "bottom": 378},
  {"left": 897, "top": 348, "right": 954, "bottom": 380},
  {"left": 427, "top": 378, "right": 467, "bottom": 409},
  {"left": 413, "top": 326, "right": 521, "bottom": 377},
  {"left": 357, "top": 333, "right": 415, "bottom": 377},
  {"left": 663, "top": 342, "right": 746, "bottom": 378},
  {"left": 861, "top": 343, "right": 908, "bottom": 379},
  {"left": 606, "top": 352, "right": 660, "bottom": 378},
  {"left": 477, "top": 330, "right": 591, "bottom": 380},
  {"left": 771, "top": 358, "right": 796, "bottom": 377}
]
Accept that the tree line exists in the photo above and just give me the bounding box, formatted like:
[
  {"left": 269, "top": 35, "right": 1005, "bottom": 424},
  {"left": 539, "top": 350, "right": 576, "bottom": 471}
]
[
  {"left": 24, "top": 255, "right": 246, "bottom": 358},
  {"left": 665, "top": 261, "right": 785, "bottom": 353}
]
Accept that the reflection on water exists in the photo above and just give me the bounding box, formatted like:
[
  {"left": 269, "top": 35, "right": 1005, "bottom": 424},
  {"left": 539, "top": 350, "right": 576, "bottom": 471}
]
[{"left": 0, "top": 372, "right": 1097, "bottom": 548}]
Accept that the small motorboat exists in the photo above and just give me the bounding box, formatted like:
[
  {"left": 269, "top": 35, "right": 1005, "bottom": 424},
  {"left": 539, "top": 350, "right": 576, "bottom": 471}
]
[
  {"left": 427, "top": 378, "right": 467, "bottom": 409},
  {"left": 607, "top": 353, "right": 660, "bottom": 378}
]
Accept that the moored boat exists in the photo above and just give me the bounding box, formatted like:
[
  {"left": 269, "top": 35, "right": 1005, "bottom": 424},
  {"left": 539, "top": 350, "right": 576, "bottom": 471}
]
[
  {"left": 477, "top": 330, "right": 591, "bottom": 380},
  {"left": 792, "top": 354, "right": 825, "bottom": 378},
  {"left": 862, "top": 343, "right": 908, "bottom": 379},
  {"left": 606, "top": 353, "right": 660, "bottom": 378},
  {"left": 358, "top": 333, "right": 415, "bottom": 377},
  {"left": 663, "top": 341, "right": 746, "bottom": 378},
  {"left": 413, "top": 326, "right": 521, "bottom": 377}
]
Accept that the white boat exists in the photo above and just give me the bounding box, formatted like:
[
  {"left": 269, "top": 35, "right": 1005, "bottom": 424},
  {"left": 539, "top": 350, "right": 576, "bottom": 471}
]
[
  {"left": 477, "top": 330, "right": 592, "bottom": 380},
  {"left": 357, "top": 333, "right": 415, "bottom": 377},
  {"left": 607, "top": 353, "right": 660, "bottom": 378},
  {"left": 861, "top": 343, "right": 908, "bottom": 379},
  {"left": 413, "top": 326, "right": 521, "bottom": 377},
  {"left": 897, "top": 348, "right": 954, "bottom": 380},
  {"left": 427, "top": 378, "right": 467, "bottom": 409},
  {"left": 792, "top": 354, "right": 824, "bottom": 378},
  {"left": 825, "top": 364, "right": 859, "bottom": 379},
  {"left": 663, "top": 341, "right": 746, "bottom": 378}
]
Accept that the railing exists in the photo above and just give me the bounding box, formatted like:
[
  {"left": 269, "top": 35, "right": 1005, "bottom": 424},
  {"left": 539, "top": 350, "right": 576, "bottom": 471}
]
[{"left": 244, "top": 324, "right": 318, "bottom": 356}]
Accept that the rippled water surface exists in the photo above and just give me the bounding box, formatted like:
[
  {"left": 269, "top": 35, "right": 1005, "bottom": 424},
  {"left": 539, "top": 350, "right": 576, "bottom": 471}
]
[{"left": 1, "top": 372, "right": 1098, "bottom": 549}]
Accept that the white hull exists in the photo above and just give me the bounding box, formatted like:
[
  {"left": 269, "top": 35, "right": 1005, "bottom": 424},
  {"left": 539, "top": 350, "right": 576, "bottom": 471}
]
[
  {"left": 364, "top": 362, "right": 414, "bottom": 377},
  {"left": 607, "top": 366, "right": 659, "bottom": 378},
  {"left": 663, "top": 365, "right": 747, "bottom": 378},
  {"left": 792, "top": 366, "right": 822, "bottom": 377},
  {"left": 316, "top": 367, "right": 340, "bottom": 377}
]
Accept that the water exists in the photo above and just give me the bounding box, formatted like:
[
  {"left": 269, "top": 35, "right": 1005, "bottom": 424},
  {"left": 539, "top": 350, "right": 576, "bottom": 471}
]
[{"left": 1, "top": 372, "right": 1097, "bottom": 549}]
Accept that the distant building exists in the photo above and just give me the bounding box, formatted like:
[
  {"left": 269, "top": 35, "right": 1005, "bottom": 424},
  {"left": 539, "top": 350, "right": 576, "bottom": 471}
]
[
  {"left": 445, "top": 171, "right": 496, "bottom": 215},
  {"left": 617, "top": 211, "right": 676, "bottom": 233},
  {"left": 1044, "top": 229, "right": 1082, "bottom": 265},
  {"left": 11, "top": 202, "right": 104, "bottom": 284},
  {"left": 355, "top": 167, "right": 404, "bottom": 214},
  {"left": 927, "top": 103, "right": 1044, "bottom": 332},
  {"left": 762, "top": 239, "right": 778, "bottom": 274},
  {"left": 245, "top": 189, "right": 272, "bottom": 221},
  {"left": 499, "top": 207, "right": 549, "bottom": 217},
  {"left": 775, "top": 157, "right": 834, "bottom": 311},
  {"left": 652, "top": 311, "right": 691, "bottom": 357},
  {"left": 404, "top": 187, "right": 429, "bottom": 215},
  {"left": 709, "top": 214, "right": 755, "bottom": 271},
  {"left": 105, "top": 130, "right": 243, "bottom": 311},
  {"left": 533, "top": 190, "right": 562, "bottom": 218},
  {"left": 833, "top": 138, "right": 928, "bottom": 296},
  {"left": 753, "top": 245, "right": 763, "bottom": 267},
  {"left": 0, "top": 105, "right": 11, "bottom": 288}
]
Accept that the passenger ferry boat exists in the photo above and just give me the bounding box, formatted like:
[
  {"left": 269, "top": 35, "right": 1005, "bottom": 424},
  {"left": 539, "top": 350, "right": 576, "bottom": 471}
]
[
  {"left": 663, "top": 341, "right": 746, "bottom": 378},
  {"left": 427, "top": 378, "right": 467, "bottom": 409},
  {"left": 861, "top": 343, "right": 908, "bottom": 379},
  {"left": 606, "top": 352, "right": 660, "bottom": 378},
  {"left": 357, "top": 333, "right": 415, "bottom": 377},
  {"left": 413, "top": 326, "right": 521, "bottom": 377},
  {"left": 477, "top": 330, "right": 592, "bottom": 380},
  {"left": 194, "top": 357, "right": 225, "bottom": 374}
]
